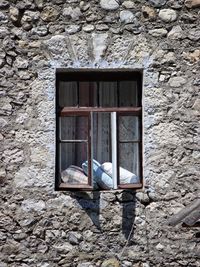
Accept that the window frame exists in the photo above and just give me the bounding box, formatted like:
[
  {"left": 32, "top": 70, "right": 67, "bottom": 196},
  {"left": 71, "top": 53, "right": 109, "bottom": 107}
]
[{"left": 55, "top": 69, "right": 143, "bottom": 191}]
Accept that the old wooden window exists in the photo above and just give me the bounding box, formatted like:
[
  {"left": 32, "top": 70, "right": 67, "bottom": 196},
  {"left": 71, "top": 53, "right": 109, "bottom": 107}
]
[{"left": 55, "top": 70, "right": 143, "bottom": 190}]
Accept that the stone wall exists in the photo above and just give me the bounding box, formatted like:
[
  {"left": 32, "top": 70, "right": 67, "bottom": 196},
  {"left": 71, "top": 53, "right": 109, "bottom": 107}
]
[{"left": 0, "top": 0, "right": 200, "bottom": 266}]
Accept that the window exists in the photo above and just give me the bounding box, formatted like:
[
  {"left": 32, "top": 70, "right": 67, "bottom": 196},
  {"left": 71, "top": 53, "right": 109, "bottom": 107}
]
[{"left": 55, "top": 70, "right": 143, "bottom": 190}]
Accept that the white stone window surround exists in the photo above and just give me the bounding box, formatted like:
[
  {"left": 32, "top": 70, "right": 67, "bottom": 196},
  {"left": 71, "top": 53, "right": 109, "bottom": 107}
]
[{"left": 14, "top": 33, "right": 159, "bottom": 191}]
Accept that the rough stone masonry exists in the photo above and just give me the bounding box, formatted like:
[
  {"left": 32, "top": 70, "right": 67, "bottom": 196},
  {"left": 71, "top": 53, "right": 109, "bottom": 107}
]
[{"left": 0, "top": 0, "right": 200, "bottom": 266}]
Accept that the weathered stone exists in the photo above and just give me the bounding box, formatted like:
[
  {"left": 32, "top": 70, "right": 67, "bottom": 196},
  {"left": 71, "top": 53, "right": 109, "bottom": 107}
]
[
  {"left": 149, "top": 28, "right": 168, "bottom": 37},
  {"left": 0, "top": 1, "right": 9, "bottom": 8},
  {"left": 0, "top": 58, "right": 5, "bottom": 68},
  {"left": 122, "top": 1, "right": 135, "bottom": 9},
  {"left": 159, "top": 9, "right": 177, "bottom": 22},
  {"left": 14, "top": 58, "right": 29, "bottom": 69},
  {"left": 142, "top": 6, "right": 156, "bottom": 20},
  {"left": 65, "top": 24, "right": 81, "bottom": 34},
  {"left": 31, "top": 26, "right": 48, "bottom": 36},
  {"left": 192, "top": 99, "right": 200, "bottom": 111},
  {"left": 9, "top": 6, "right": 19, "bottom": 22},
  {"left": 21, "top": 199, "right": 46, "bottom": 212},
  {"left": 83, "top": 24, "right": 95, "bottom": 32},
  {"left": 120, "top": 10, "right": 135, "bottom": 24},
  {"left": 0, "top": 26, "right": 9, "bottom": 38},
  {"left": 100, "top": 0, "right": 119, "bottom": 11},
  {"left": 147, "top": 0, "right": 167, "bottom": 7},
  {"left": 96, "top": 24, "right": 109, "bottom": 31},
  {"left": 80, "top": 2, "right": 90, "bottom": 12},
  {"left": 35, "top": 0, "right": 44, "bottom": 9},
  {"left": 101, "top": 258, "right": 120, "bottom": 267},
  {"left": 63, "top": 7, "right": 82, "bottom": 21},
  {"left": 183, "top": 49, "right": 200, "bottom": 63},
  {"left": 167, "top": 25, "right": 183, "bottom": 39},
  {"left": 0, "top": 118, "right": 8, "bottom": 128},
  {"left": 185, "top": 0, "right": 200, "bottom": 8},
  {"left": 0, "top": 11, "right": 8, "bottom": 23},
  {"left": 188, "top": 30, "right": 200, "bottom": 41},
  {"left": 40, "top": 6, "right": 59, "bottom": 21},
  {"left": 169, "top": 76, "right": 187, "bottom": 87},
  {"left": 53, "top": 242, "right": 73, "bottom": 253}
]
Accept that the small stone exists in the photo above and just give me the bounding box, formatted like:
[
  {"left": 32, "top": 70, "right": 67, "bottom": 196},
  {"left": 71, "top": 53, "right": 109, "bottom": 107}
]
[
  {"left": 63, "top": 7, "right": 82, "bottom": 21},
  {"left": 14, "top": 58, "right": 29, "bottom": 69},
  {"left": 169, "top": 76, "right": 187, "bottom": 87},
  {"left": 0, "top": 58, "right": 5, "bottom": 68},
  {"left": 35, "top": 0, "right": 44, "bottom": 9},
  {"left": 156, "top": 243, "right": 164, "bottom": 251},
  {"left": 147, "top": 0, "right": 167, "bottom": 7},
  {"left": 159, "top": 9, "right": 177, "bottom": 22},
  {"left": 82, "top": 24, "right": 95, "bottom": 32},
  {"left": 149, "top": 28, "right": 168, "bottom": 37},
  {"left": 120, "top": 10, "right": 134, "bottom": 24},
  {"left": 167, "top": 25, "right": 183, "bottom": 39},
  {"left": 0, "top": 1, "right": 9, "bottom": 8},
  {"left": 142, "top": 6, "right": 156, "bottom": 21},
  {"left": 188, "top": 30, "right": 200, "bottom": 41},
  {"left": 31, "top": 26, "right": 48, "bottom": 36},
  {"left": 0, "top": 11, "right": 8, "bottom": 23},
  {"left": 96, "top": 24, "right": 109, "bottom": 31},
  {"left": 192, "top": 99, "right": 200, "bottom": 111},
  {"left": 183, "top": 50, "right": 200, "bottom": 63},
  {"left": 68, "top": 231, "right": 82, "bottom": 245},
  {"left": 101, "top": 258, "right": 120, "bottom": 267},
  {"left": 41, "top": 6, "right": 59, "bottom": 22},
  {"left": 100, "top": 0, "right": 119, "bottom": 11},
  {"left": 0, "top": 118, "right": 7, "bottom": 128},
  {"left": 65, "top": 24, "right": 81, "bottom": 34},
  {"left": 185, "top": 0, "right": 200, "bottom": 8},
  {"left": 80, "top": 2, "right": 90, "bottom": 11},
  {"left": 9, "top": 6, "right": 19, "bottom": 22},
  {"left": 122, "top": 1, "right": 135, "bottom": 8},
  {"left": 0, "top": 27, "right": 9, "bottom": 38},
  {"left": 53, "top": 242, "right": 73, "bottom": 253}
]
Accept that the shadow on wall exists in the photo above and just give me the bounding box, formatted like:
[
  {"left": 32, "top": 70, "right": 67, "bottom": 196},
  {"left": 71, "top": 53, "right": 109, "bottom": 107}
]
[{"left": 70, "top": 191, "right": 136, "bottom": 241}]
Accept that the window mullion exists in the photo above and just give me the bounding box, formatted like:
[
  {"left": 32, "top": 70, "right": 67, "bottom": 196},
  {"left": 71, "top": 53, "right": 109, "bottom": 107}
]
[
  {"left": 111, "top": 112, "right": 118, "bottom": 189},
  {"left": 89, "top": 112, "right": 93, "bottom": 187}
]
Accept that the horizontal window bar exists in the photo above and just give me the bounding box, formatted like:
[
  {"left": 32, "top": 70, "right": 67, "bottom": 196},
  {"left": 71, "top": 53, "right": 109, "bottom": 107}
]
[
  {"left": 59, "top": 183, "right": 93, "bottom": 190},
  {"left": 119, "top": 140, "right": 141, "bottom": 143},
  {"left": 118, "top": 183, "right": 143, "bottom": 189},
  {"left": 60, "top": 107, "right": 142, "bottom": 116},
  {"left": 59, "top": 140, "right": 88, "bottom": 143}
]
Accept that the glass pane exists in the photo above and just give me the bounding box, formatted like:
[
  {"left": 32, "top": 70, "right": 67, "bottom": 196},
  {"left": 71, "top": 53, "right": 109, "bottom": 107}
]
[
  {"left": 119, "top": 116, "right": 139, "bottom": 141},
  {"left": 119, "top": 81, "right": 138, "bottom": 107},
  {"left": 60, "top": 116, "right": 88, "bottom": 140},
  {"left": 59, "top": 81, "right": 77, "bottom": 107},
  {"left": 118, "top": 143, "right": 140, "bottom": 184},
  {"left": 99, "top": 82, "right": 118, "bottom": 107},
  {"left": 60, "top": 142, "right": 88, "bottom": 184},
  {"left": 93, "top": 113, "right": 111, "bottom": 164},
  {"left": 79, "top": 82, "right": 97, "bottom": 107}
]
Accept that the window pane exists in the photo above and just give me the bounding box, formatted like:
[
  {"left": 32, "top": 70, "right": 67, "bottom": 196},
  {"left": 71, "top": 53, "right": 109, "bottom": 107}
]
[
  {"left": 79, "top": 82, "right": 97, "bottom": 107},
  {"left": 99, "top": 82, "right": 118, "bottom": 107},
  {"left": 60, "top": 116, "right": 88, "bottom": 140},
  {"left": 118, "top": 143, "right": 140, "bottom": 184},
  {"left": 93, "top": 112, "right": 111, "bottom": 163},
  {"left": 119, "top": 81, "right": 138, "bottom": 107},
  {"left": 119, "top": 116, "right": 140, "bottom": 141},
  {"left": 60, "top": 142, "right": 88, "bottom": 185},
  {"left": 59, "top": 81, "right": 77, "bottom": 107}
]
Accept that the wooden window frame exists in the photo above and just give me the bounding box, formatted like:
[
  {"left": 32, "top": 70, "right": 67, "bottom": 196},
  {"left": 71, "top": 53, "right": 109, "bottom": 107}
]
[{"left": 55, "top": 69, "right": 143, "bottom": 191}]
